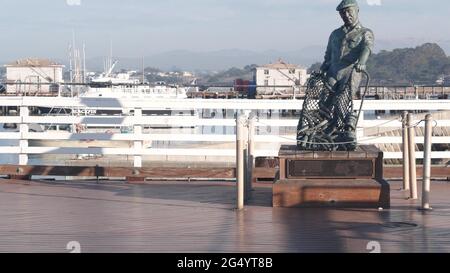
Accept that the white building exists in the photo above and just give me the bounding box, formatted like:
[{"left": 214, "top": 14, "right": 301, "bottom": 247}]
[
  {"left": 255, "top": 59, "right": 308, "bottom": 95},
  {"left": 4, "top": 58, "right": 64, "bottom": 94}
]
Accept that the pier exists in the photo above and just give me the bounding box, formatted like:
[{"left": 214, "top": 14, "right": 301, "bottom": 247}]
[
  {"left": 0, "top": 96, "right": 449, "bottom": 252},
  {"left": 2, "top": 83, "right": 450, "bottom": 101},
  {"left": 2, "top": 179, "right": 450, "bottom": 252},
  {"left": 186, "top": 85, "right": 450, "bottom": 100}
]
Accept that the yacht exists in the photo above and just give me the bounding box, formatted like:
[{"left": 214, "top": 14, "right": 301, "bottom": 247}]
[{"left": 79, "top": 61, "right": 188, "bottom": 99}]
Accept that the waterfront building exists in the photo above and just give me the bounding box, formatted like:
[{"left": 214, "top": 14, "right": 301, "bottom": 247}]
[
  {"left": 254, "top": 59, "right": 308, "bottom": 95},
  {"left": 4, "top": 58, "right": 64, "bottom": 94}
]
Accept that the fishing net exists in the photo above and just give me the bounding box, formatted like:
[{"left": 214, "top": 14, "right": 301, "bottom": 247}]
[{"left": 297, "top": 71, "right": 357, "bottom": 151}]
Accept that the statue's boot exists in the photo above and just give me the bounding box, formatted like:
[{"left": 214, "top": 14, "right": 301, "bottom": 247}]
[{"left": 340, "top": 113, "right": 358, "bottom": 150}]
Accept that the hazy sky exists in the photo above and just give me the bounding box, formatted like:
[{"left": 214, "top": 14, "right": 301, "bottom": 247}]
[{"left": 1, "top": 0, "right": 449, "bottom": 60}]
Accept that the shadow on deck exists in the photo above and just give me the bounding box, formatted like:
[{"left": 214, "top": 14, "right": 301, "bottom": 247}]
[{"left": 1, "top": 179, "right": 450, "bottom": 253}]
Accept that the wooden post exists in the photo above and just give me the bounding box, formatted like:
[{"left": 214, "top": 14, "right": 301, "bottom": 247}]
[
  {"left": 236, "top": 112, "right": 246, "bottom": 210},
  {"left": 407, "top": 113, "right": 418, "bottom": 200},
  {"left": 19, "top": 106, "right": 29, "bottom": 166},
  {"left": 402, "top": 111, "right": 410, "bottom": 191},
  {"left": 421, "top": 114, "right": 433, "bottom": 210},
  {"left": 134, "top": 108, "right": 143, "bottom": 168}
]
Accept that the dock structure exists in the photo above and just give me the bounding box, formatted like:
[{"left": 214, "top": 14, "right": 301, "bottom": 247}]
[
  {"left": 0, "top": 96, "right": 449, "bottom": 252},
  {"left": 2, "top": 82, "right": 450, "bottom": 101},
  {"left": 186, "top": 85, "right": 450, "bottom": 100}
]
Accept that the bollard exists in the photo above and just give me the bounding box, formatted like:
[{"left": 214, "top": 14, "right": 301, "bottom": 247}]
[
  {"left": 421, "top": 114, "right": 433, "bottom": 210},
  {"left": 402, "top": 111, "right": 410, "bottom": 191},
  {"left": 407, "top": 113, "right": 418, "bottom": 200},
  {"left": 236, "top": 112, "right": 246, "bottom": 210}
]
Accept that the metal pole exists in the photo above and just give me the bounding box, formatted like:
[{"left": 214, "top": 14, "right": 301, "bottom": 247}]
[
  {"left": 243, "top": 122, "right": 249, "bottom": 202},
  {"left": 402, "top": 111, "right": 410, "bottom": 191},
  {"left": 133, "top": 108, "right": 143, "bottom": 168},
  {"left": 247, "top": 112, "right": 256, "bottom": 199},
  {"left": 407, "top": 113, "right": 418, "bottom": 200},
  {"left": 19, "top": 106, "right": 29, "bottom": 166},
  {"left": 421, "top": 114, "right": 433, "bottom": 210},
  {"left": 142, "top": 56, "right": 145, "bottom": 84},
  {"left": 236, "top": 112, "right": 245, "bottom": 210}
]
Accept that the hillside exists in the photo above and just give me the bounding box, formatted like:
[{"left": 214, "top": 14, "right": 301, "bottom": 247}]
[
  {"left": 199, "top": 65, "right": 256, "bottom": 85},
  {"left": 367, "top": 43, "right": 450, "bottom": 85},
  {"left": 307, "top": 43, "right": 450, "bottom": 85}
]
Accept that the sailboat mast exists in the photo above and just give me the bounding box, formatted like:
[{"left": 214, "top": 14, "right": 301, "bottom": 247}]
[
  {"left": 68, "top": 43, "right": 73, "bottom": 84},
  {"left": 72, "top": 31, "right": 77, "bottom": 82},
  {"left": 142, "top": 56, "right": 145, "bottom": 84},
  {"left": 82, "top": 43, "right": 86, "bottom": 84}
]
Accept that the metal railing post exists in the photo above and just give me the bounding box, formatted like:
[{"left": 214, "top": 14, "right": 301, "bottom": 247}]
[
  {"left": 236, "top": 112, "right": 246, "bottom": 210},
  {"left": 133, "top": 108, "right": 143, "bottom": 168},
  {"left": 402, "top": 111, "right": 410, "bottom": 191},
  {"left": 19, "top": 106, "right": 29, "bottom": 166},
  {"left": 421, "top": 114, "right": 433, "bottom": 210},
  {"left": 407, "top": 113, "right": 418, "bottom": 200},
  {"left": 243, "top": 121, "right": 249, "bottom": 203},
  {"left": 247, "top": 112, "right": 257, "bottom": 199}
]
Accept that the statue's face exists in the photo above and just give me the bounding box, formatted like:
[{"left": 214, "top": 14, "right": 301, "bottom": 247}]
[{"left": 339, "top": 7, "right": 359, "bottom": 27}]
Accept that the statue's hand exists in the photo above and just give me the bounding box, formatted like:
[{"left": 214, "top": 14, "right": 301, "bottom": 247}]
[{"left": 355, "top": 63, "right": 367, "bottom": 73}]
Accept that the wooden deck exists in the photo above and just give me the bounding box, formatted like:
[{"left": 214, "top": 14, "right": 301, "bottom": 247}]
[{"left": 1, "top": 178, "right": 450, "bottom": 253}]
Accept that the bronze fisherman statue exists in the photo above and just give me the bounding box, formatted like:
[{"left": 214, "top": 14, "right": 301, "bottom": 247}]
[{"left": 297, "top": 0, "right": 374, "bottom": 151}]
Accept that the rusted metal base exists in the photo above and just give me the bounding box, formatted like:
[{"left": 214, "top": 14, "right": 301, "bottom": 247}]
[
  {"left": 126, "top": 176, "right": 146, "bottom": 184},
  {"left": 273, "top": 145, "right": 390, "bottom": 208},
  {"left": 7, "top": 175, "right": 31, "bottom": 181},
  {"left": 273, "top": 178, "right": 390, "bottom": 208}
]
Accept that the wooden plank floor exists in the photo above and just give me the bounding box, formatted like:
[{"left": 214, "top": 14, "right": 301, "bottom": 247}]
[{"left": 1, "top": 178, "right": 450, "bottom": 253}]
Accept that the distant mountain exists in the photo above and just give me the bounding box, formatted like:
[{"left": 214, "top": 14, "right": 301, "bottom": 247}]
[
  {"left": 79, "top": 47, "right": 325, "bottom": 72},
  {"left": 3, "top": 41, "right": 450, "bottom": 78}
]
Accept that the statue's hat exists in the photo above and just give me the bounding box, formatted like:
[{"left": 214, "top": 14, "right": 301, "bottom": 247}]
[{"left": 336, "top": 0, "right": 359, "bottom": 11}]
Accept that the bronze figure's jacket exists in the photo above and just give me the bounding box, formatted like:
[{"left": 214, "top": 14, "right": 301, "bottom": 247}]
[{"left": 323, "top": 22, "right": 374, "bottom": 94}]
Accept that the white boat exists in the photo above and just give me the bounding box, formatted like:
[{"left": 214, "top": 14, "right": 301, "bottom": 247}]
[
  {"left": 81, "top": 79, "right": 188, "bottom": 99},
  {"left": 79, "top": 61, "right": 188, "bottom": 99}
]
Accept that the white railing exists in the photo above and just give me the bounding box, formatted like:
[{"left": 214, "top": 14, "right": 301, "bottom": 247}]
[{"left": 0, "top": 97, "right": 449, "bottom": 167}]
